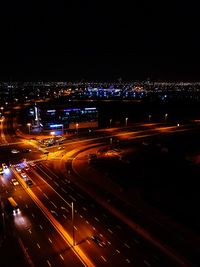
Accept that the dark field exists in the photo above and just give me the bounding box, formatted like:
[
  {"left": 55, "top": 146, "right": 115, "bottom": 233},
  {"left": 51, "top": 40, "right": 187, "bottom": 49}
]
[{"left": 93, "top": 130, "right": 200, "bottom": 233}]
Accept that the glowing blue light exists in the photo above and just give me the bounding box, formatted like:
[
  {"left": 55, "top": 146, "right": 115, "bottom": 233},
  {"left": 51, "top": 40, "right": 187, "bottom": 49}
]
[
  {"left": 50, "top": 124, "right": 63, "bottom": 128},
  {"left": 84, "top": 107, "right": 96, "bottom": 110}
]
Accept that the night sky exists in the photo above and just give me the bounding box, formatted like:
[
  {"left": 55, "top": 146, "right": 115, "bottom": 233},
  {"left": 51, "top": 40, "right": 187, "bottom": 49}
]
[{"left": 0, "top": 1, "right": 200, "bottom": 81}]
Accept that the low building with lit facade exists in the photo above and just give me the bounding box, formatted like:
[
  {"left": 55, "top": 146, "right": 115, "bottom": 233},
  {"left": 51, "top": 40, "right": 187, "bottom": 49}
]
[{"left": 28, "top": 103, "right": 98, "bottom": 132}]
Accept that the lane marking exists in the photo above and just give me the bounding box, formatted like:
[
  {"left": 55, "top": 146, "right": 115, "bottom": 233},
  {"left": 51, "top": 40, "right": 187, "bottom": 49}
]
[
  {"left": 94, "top": 217, "right": 99, "bottom": 222},
  {"left": 134, "top": 238, "right": 140, "bottom": 244},
  {"left": 50, "top": 201, "right": 57, "bottom": 209},
  {"left": 144, "top": 260, "right": 151, "bottom": 266},
  {"left": 54, "top": 181, "right": 59, "bottom": 187},
  {"left": 69, "top": 195, "right": 76, "bottom": 202},
  {"left": 108, "top": 228, "right": 113, "bottom": 234},
  {"left": 37, "top": 243, "right": 40, "bottom": 249},
  {"left": 46, "top": 260, "right": 51, "bottom": 267},
  {"left": 61, "top": 187, "right": 67, "bottom": 193},
  {"left": 63, "top": 214, "right": 67, "bottom": 219},
  {"left": 43, "top": 193, "right": 49, "bottom": 199},
  {"left": 60, "top": 254, "right": 64, "bottom": 261},
  {"left": 77, "top": 193, "right": 84, "bottom": 199},
  {"left": 48, "top": 238, "right": 52, "bottom": 243},
  {"left": 101, "top": 256, "right": 107, "bottom": 262},
  {"left": 124, "top": 243, "right": 130, "bottom": 249},
  {"left": 39, "top": 225, "right": 43, "bottom": 230}
]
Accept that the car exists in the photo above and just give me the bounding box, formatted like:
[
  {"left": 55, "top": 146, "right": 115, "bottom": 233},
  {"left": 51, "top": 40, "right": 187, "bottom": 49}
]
[
  {"left": 12, "top": 179, "right": 19, "bottom": 186},
  {"left": 26, "top": 179, "right": 33, "bottom": 186},
  {"left": 0, "top": 167, "right": 4, "bottom": 174},
  {"left": 91, "top": 235, "right": 107, "bottom": 247},
  {"left": 15, "top": 167, "right": 22, "bottom": 172},
  {"left": 2, "top": 163, "right": 8, "bottom": 169},
  {"left": 11, "top": 149, "right": 20, "bottom": 154},
  {"left": 29, "top": 162, "right": 36, "bottom": 167},
  {"left": 24, "top": 166, "right": 30, "bottom": 172},
  {"left": 21, "top": 172, "right": 27, "bottom": 179},
  {"left": 22, "top": 148, "right": 32, "bottom": 153}
]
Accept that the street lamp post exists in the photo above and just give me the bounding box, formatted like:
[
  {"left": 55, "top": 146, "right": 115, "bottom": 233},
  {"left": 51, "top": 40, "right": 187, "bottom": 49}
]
[
  {"left": 0, "top": 107, "right": 4, "bottom": 116},
  {"left": 50, "top": 131, "right": 55, "bottom": 137},
  {"left": 75, "top": 123, "right": 79, "bottom": 135},
  {"left": 148, "top": 114, "right": 152, "bottom": 122},
  {"left": 27, "top": 123, "right": 31, "bottom": 134},
  {"left": 109, "top": 118, "right": 112, "bottom": 128},
  {"left": 71, "top": 202, "right": 75, "bottom": 246},
  {"left": 125, "top": 117, "right": 128, "bottom": 127}
]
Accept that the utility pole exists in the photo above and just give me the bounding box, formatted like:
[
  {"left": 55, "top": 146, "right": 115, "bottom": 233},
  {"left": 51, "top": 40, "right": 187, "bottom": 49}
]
[{"left": 71, "top": 202, "right": 75, "bottom": 246}]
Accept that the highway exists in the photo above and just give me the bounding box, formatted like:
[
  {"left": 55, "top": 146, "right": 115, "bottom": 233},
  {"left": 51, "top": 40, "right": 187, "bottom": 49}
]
[{"left": 0, "top": 108, "right": 199, "bottom": 267}]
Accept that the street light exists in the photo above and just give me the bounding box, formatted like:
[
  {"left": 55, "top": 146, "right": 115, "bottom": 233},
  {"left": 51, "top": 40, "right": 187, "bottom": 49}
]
[
  {"left": 50, "top": 131, "right": 55, "bottom": 137},
  {"left": 165, "top": 113, "right": 168, "bottom": 121},
  {"left": 148, "top": 114, "right": 152, "bottom": 122},
  {"left": 109, "top": 118, "right": 112, "bottom": 128},
  {"left": 75, "top": 123, "right": 79, "bottom": 135},
  {"left": 71, "top": 202, "right": 75, "bottom": 246},
  {"left": 125, "top": 117, "right": 128, "bottom": 127},
  {"left": 0, "top": 107, "right": 4, "bottom": 115},
  {"left": 27, "top": 123, "right": 31, "bottom": 134}
]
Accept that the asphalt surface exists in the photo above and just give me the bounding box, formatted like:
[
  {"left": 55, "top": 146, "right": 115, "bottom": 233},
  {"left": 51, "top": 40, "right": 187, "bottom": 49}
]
[{"left": 0, "top": 110, "right": 199, "bottom": 267}]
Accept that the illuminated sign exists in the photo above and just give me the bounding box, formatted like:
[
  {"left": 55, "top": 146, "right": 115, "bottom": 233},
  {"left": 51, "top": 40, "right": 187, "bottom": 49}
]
[
  {"left": 84, "top": 107, "right": 96, "bottom": 110},
  {"left": 64, "top": 108, "right": 80, "bottom": 112},
  {"left": 50, "top": 124, "right": 63, "bottom": 128},
  {"left": 47, "top": 110, "right": 56, "bottom": 113}
]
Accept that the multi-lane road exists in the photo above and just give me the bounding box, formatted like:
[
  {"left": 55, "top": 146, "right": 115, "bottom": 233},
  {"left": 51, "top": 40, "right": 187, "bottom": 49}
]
[{"left": 0, "top": 112, "right": 199, "bottom": 267}]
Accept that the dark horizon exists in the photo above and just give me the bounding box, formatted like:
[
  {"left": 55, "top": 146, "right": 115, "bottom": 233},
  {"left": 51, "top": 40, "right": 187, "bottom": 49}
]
[{"left": 0, "top": 1, "right": 200, "bottom": 81}]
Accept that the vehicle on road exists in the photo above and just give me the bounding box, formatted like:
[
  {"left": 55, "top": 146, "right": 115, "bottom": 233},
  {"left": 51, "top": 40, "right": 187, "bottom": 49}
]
[
  {"left": 26, "top": 179, "right": 33, "bottom": 186},
  {"left": 11, "top": 149, "right": 20, "bottom": 154},
  {"left": 22, "top": 148, "right": 32, "bottom": 153},
  {"left": 29, "top": 162, "right": 36, "bottom": 167},
  {"left": 24, "top": 166, "right": 30, "bottom": 172},
  {"left": 21, "top": 172, "right": 27, "bottom": 179},
  {"left": 7, "top": 197, "right": 20, "bottom": 215},
  {"left": 0, "top": 166, "right": 4, "bottom": 174},
  {"left": 15, "top": 167, "right": 22, "bottom": 172},
  {"left": 11, "top": 179, "right": 19, "bottom": 186},
  {"left": 88, "top": 153, "right": 97, "bottom": 164},
  {"left": 2, "top": 163, "right": 8, "bottom": 169}
]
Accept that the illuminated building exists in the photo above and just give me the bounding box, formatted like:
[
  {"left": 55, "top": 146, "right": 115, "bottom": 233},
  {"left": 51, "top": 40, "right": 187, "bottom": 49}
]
[{"left": 29, "top": 104, "right": 98, "bottom": 132}]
